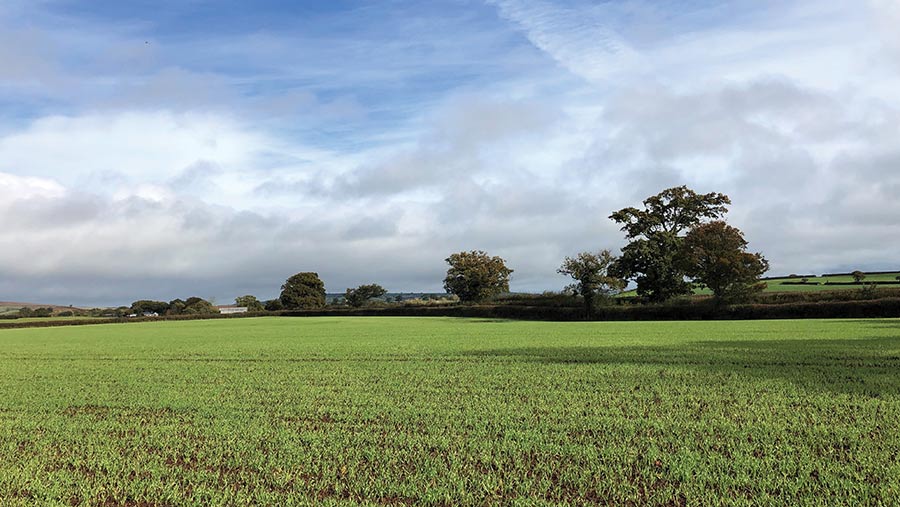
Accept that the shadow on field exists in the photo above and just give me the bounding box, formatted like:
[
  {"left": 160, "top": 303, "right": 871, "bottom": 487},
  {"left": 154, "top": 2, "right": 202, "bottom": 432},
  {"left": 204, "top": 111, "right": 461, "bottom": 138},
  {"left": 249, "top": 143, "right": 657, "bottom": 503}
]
[
  {"left": 837, "top": 319, "right": 900, "bottom": 329},
  {"left": 465, "top": 333, "right": 900, "bottom": 397}
]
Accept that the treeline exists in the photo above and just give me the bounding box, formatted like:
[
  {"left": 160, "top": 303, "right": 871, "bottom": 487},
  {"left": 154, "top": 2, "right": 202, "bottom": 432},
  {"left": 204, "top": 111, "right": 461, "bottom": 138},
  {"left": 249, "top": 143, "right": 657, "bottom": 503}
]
[
  {"left": 261, "top": 186, "right": 773, "bottom": 319},
  {"left": 129, "top": 186, "right": 900, "bottom": 321},
  {"left": 13, "top": 307, "right": 57, "bottom": 318},
  {"left": 127, "top": 297, "right": 218, "bottom": 316},
  {"left": 7, "top": 185, "right": 894, "bottom": 322},
  {"left": 1, "top": 306, "right": 81, "bottom": 319}
]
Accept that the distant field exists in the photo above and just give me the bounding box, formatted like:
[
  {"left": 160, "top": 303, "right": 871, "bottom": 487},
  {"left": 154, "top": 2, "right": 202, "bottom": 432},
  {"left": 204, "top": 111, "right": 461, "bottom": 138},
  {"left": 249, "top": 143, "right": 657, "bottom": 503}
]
[
  {"left": 0, "top": 302, "right": 85, "bottom": 316},
  {"left": 620, "top": 271, "right": 900, "bottom": 297},
  {"left": 1, "top": 317, "right": 898, "bottom": 505},
  {"left": 761, "top": 272, "right": 900, "bottom": 292}
]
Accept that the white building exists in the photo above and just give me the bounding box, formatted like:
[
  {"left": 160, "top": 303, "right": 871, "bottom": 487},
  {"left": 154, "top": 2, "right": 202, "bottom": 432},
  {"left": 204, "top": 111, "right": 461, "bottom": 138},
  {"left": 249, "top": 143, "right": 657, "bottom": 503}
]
[{"left": 218, "top": 306, "right": 249, "bottom": 314}]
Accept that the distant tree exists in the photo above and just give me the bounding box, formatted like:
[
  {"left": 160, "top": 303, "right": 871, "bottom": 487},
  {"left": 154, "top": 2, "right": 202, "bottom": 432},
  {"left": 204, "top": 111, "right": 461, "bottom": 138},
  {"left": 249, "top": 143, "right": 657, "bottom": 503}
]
[
  {"left": 558, "top": 250, "right": 626, "bottom": 318},
  {"left": 181, "top": 297, "right": 218, "bottom": 315},
  {"left": 130, "top": 300, "right": 170, "bottom": 315},
  {"left": 31, "top": 307, "right": 53, "bottom": 318},
  {"left": 610, "top": 186, "right": 731, "bottom": 302},
  {"left": 235, "top": 295, "right": 264, "bottom": 312},
  {"left": 681, "top": 221, "right": 769, "bottom": 304},
  {"left": 443, "top": 250, "right": 513, "bottom": 303},
  {"left": 345, "top": 284, "right": 388, "bottom": 307},
  {"left": 58, "top": 310, "right": 74, "bottom": 317},
  {"left": 895, "top": 275, "right": 900, "bottom": 282},
  {"left": 394, "top": 294, "right": 403, "bottom": 303},
  {"left": 167, "top": 298, "right": 186, "bottom": 315},
  {"left": 17, "top": 307, "right": 33, "bottom": 318},
  {"left": 279, "top": 272, "right": 326, "bottom": 309},
  {"left": 851, "top": 270, "right": 866, "bottom": 283},
  {"left": 263, "top": 298, "right": 284, "bottom": 311}
]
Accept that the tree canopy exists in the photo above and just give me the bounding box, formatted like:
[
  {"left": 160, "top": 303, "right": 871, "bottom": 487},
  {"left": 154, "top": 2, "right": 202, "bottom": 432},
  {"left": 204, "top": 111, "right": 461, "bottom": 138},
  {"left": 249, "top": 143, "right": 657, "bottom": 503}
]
[
  {"left": 17, "top": 307, "right": 53, "bottom": 318},
  {"left": 264, "top": 298, "right": 284, "bottom": 311},
  {"left": 280, "top": 272, "right": 326, "bottom": 309},
  {"left": 443, "top": 250, "right": 513, "bottom": 303},
  {"left": 609, "top": 186, "right": 731, "bottom": 239},
  {"left": 130, "top": 300, "right": 169, "bottom": 315},
  {"left": 681, "top": 221, "right": 769, "bottom": 304},
  {"left": 182, "top": 297, "right": 218, "bottom": 314},
  {"left": 235, "top": 295, "right": 264, "bottom": 312},
  {"left": 345, "top": 284, "right": 387, "bottom": 307},
  {"left": 611, "top": 186, "right": 731, "bottom": 302},
  {"left": 558, "top": 250, "right": 625, "bottom": 318}
]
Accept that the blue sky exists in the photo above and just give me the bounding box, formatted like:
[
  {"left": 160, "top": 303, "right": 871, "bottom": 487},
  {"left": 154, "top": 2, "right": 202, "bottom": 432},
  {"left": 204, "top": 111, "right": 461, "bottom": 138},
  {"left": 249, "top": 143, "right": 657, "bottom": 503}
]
[
  {"left": 2, "top": 0, "right": 900, "bottom": 306},
  {"left": 3, "top": 1, "right": 528, "bottom": 135}
]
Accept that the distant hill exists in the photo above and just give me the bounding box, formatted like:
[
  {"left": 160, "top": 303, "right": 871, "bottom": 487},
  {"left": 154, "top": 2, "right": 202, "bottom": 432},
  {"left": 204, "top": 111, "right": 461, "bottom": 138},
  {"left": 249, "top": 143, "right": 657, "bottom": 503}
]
[{"left": 0, "top": 302, "right": 85, "bottom": 316}]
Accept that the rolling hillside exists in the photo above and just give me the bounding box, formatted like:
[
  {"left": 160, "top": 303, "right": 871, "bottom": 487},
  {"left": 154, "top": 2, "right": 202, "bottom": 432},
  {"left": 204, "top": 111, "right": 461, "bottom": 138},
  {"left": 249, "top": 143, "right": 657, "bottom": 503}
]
[{"left": 0, "top": 302, "right": 84, "bottom": 316}]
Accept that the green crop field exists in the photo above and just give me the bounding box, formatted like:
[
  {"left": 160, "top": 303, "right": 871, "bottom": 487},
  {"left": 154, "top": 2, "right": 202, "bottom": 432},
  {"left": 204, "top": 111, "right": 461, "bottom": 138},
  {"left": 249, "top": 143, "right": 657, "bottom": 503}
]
[{"left": 2, "top": 317, "right": 899, "bottom": 505}]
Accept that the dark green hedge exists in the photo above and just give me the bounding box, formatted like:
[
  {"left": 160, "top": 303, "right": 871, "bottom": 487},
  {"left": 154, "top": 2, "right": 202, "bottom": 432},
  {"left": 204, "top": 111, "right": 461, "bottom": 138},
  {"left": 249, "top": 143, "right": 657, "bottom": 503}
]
[
  {"left": 822, "top": 270, "right": 900, "bottom": 277},
  {"left": 281, "top": 298, "right": 900, "bottom": 321},
  {"left": 752, "top": 288, "right": 900, "bottom": 304},
  {"left": 6, "top": 300, "right": 900, "bottom": 329},
  {"left": 0, "top": 311, "right": 271, "bottom": 330},
  {"left": 823, "top": 281, "right": 900, "bottom": 286}
]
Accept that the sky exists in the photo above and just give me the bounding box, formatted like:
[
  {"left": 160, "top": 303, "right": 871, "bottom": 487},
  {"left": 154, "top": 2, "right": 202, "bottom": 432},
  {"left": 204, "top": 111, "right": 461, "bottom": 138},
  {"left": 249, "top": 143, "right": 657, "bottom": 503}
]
[{"left": 1, "top": 0, "right": 899, "bottom": 306}]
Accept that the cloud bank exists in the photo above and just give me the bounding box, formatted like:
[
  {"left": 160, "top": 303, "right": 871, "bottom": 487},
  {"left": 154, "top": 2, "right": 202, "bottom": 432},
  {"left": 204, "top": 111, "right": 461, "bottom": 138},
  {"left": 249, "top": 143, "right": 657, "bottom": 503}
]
[{"left": 1, "top": 0, "right": 898, "bottom": 306}]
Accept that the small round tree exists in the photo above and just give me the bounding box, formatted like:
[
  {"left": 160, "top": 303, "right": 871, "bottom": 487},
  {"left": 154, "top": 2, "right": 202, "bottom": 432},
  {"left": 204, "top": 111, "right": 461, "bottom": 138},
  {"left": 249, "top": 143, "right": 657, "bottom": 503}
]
[
  {"left": 279, "top": 272, "right": 326, "bottom": 309},
  {"left": 558, "top": 250, "right": 626, "bottom": 318},
  {"left": 851, "top": 270, "right": 866, "bottom": 283},
  {"left": 443, "top": 250, "right": 513, "bottom": 303}
]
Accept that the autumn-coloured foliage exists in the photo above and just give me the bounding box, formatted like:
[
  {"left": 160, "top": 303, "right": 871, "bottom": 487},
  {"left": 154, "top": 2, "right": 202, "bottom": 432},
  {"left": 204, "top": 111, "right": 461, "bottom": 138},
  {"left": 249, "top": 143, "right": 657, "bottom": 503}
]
[
  {"left": 610, "top": 186, "right": 731, "bottom": 302},
  {"left": 682, "top": 221, "right": 769, "bottom": 303}
]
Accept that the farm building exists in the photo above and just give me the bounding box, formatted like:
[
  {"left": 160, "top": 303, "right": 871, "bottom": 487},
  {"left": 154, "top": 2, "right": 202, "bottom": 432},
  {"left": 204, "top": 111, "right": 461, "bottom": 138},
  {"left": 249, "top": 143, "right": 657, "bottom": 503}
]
[{"left": 217, "top": 306, "right": 248, "bottom": 314}]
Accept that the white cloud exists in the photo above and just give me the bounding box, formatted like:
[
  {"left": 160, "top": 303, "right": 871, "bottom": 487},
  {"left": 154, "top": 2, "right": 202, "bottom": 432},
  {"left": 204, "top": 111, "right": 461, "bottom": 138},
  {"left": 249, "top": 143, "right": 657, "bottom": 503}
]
[
  {"left": 488, "top": 0, "right": 640, "bottom": 82},
  {"left": 0, "top": 111, "right": 299, "bottom": 213},
  {"left": 0, "top": 112, "right": 261, "bottom": 180},
  {"left": 0, "top": 172, "right": 65, "bottom": 199}
]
